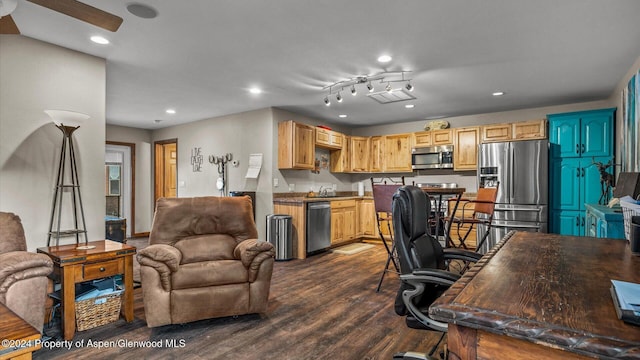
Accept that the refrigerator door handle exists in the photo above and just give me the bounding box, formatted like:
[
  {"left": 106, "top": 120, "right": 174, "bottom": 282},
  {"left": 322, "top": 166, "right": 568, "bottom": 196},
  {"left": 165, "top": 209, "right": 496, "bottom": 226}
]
[{"left": 509, "top": 146, "right": 514, "bottom": 202}]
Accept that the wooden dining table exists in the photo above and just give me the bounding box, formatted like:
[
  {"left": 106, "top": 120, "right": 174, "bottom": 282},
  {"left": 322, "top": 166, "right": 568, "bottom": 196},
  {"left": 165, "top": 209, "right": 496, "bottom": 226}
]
[
  {"left": 430, "top": 231, "right": 640, "bottom": 360},
  {"left": 419, "top": 186, "right": 466, "bottom": 248}
]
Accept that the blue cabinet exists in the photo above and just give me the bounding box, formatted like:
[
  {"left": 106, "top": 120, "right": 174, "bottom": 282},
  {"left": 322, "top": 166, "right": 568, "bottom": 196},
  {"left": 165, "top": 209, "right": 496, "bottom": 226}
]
[
  {"left": 548, "top": 108, "right": 615, "bottom": 235},
  {"left": 584, "top": 204, "right": 625, "bottom": 239}
]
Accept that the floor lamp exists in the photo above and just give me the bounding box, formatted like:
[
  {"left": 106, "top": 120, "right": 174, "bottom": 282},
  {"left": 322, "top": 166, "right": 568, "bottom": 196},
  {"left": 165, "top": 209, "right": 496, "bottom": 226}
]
[{"left": 45, "top": 110, "right": 94, "bottom": 250}]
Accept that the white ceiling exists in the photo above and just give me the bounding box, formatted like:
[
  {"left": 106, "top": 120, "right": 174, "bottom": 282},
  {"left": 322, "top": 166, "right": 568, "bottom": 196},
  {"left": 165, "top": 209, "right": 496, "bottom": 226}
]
[{"left": 8, "top": 0, "right": 640, "bottom": 129}]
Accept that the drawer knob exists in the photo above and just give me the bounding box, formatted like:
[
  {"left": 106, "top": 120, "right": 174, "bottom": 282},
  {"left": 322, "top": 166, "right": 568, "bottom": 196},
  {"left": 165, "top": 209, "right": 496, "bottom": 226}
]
[{"left": 99, "top": 267, "right": 105, "bottom": 272}]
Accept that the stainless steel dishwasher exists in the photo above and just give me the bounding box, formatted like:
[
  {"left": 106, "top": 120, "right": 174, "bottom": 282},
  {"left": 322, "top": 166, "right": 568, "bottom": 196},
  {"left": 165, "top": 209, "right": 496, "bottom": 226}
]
[{"left": 306, "top": 202, "right": 331, "bottom": 254}]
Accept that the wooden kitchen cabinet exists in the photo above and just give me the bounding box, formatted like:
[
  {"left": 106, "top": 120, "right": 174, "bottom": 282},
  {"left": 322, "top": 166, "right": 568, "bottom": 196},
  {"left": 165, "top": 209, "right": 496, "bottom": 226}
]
[
  {"left": 315, "top": 127, "right": 343, "bottom": 149},
  {"left": 330, "top": 136, "right": 351, "bottom": 173},
  {"left": 481, "top": 123, "right": 511, "bottom": 143},
  {"left": 331, "top": 200, "right": 356, "bottom": 244},
  {"left": 357, "top": 199, "right": 376, "bottom": 238},
  {"left": 432, "top": 129, "right": 453, "bottom": 145},
  {"left": 278, "top": 120, "right": 315, "bottom": 169},
  {"left": 453, "top": 126, "right": 480, "bottom": 171},
  {"left": 513, "top": 119, "right": 546, "bottom": 140},
  {"left": 383, "top": 133, "right": 412, "bottom": 172},
  {"left": 369, "top": 136, "right": 384, "bottom": 173},
  {"left": 412, "top": 131, "right": 432, "bottom": 147},
  {"left": 350, "top": 136, "right": 370, "bottom": 172}
]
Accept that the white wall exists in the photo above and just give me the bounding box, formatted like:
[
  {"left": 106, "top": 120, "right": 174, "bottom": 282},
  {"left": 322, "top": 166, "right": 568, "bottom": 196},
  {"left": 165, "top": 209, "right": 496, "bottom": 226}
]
[
  {"left": 105, "top": 125, "right": 153, "bottom": 234},
  {"left": 150, "top": 108, "right": 275, "bottom": 240},
  {"left": 0, "top": 36, "right": 106, "bottom": 251}
]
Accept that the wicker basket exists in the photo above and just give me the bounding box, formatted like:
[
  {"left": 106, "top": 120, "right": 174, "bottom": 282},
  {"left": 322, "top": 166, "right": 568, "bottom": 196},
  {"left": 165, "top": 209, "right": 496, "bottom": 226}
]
[
  {"left": 620, "top": 198, "right": 640, "bottom": 241},
  {"left": 75, "top": 290, "right": 123, "bottom": 332}
]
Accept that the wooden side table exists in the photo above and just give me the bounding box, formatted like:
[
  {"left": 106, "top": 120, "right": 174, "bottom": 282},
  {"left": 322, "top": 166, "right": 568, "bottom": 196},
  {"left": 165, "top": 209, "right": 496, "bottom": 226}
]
[
  {"left": 0, "top": 303, "right": 41, "bottom": 360},
  {"left": 37, "top": 240, "right": 136, "bottom": 340}
]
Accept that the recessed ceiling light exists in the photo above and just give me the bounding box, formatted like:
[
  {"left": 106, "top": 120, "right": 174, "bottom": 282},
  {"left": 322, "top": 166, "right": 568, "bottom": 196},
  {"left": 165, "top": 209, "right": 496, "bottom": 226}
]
[
  {"left": 339, "top": 114, "right": 347, "bottom": 118},
  {"left": 492, "top": 91, "right": 505, "bottom": 96},
  {"left": 377, "top": 54, "right": 392, "bottom": 63},
  {"left": 249, "top": 87, "right": 262, "bottom": 94},
  {"left": 90, "top": 36, "right": 109, "bottom": 45},
  {"left": 405, "top": 104, "right": 415, "bottom": 109},
  {"left": 165, "top": 109, "right": 176, "bottom": 114}
]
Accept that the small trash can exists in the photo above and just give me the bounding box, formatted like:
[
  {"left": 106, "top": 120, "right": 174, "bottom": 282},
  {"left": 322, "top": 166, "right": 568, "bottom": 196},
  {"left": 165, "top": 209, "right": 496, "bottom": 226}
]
[{"left": 266, "top": 214, "right": 293, "bottom": 261}]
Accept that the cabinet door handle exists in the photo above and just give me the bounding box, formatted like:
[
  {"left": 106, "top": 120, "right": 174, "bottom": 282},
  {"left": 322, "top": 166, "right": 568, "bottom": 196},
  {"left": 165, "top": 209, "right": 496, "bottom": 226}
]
[
  {"left": 576, "top": 168, "right": 580, "bottom": 177},
  {"left": 99, "top": 267, "right": 105, "bottom": 272},
  {"left": 576, "top": 144, "right": 580, "bottom": 154},
  {"left": 582, "top": 217, "right": 585, "bottom": 227},
  {"left": 581, "top": 143, "right": 585, "bottom": 154},
  {"left": 576, "top": 216, "right": 580, "bottom": 227},
  {"left": 581, "top": 168, "right": 585, "bottom": 177}
]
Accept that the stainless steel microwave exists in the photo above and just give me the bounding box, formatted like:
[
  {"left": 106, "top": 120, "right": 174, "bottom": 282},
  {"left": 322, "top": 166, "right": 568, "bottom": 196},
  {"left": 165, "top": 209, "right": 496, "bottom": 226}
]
[{"left": 411, "top": 145, "right": 454, "bottom": 169}]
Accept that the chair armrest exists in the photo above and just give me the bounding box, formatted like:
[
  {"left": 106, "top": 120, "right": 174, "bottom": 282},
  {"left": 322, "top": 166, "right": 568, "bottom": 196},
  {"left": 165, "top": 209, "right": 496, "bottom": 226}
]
[
  {"left": 137, "top": 244, "right": 182, "bottom": 291},
  {"left": 234, "top": 239, "right": 275, "bottom": 281},
  {"left": 0, "top": 251, "right": 53, "bottom": 297},
  {"left": 442, "top": 248, "right": 483, "bottom": 262}
]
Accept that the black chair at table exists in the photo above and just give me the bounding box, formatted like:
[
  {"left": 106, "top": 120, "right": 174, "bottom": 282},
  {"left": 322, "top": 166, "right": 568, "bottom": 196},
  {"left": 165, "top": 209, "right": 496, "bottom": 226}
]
[
  {"left": 392, "top": 186, "right": 483, "bottom": 360},
  {"left": 371, "top": 177, "right": 405, "bottom": 292}
]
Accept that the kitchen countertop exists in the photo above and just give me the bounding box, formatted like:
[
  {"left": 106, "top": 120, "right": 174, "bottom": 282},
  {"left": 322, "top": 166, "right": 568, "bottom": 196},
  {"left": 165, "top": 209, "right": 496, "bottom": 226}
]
[{"left": 273, "top": 192, "right": 373, "bottom": 204}]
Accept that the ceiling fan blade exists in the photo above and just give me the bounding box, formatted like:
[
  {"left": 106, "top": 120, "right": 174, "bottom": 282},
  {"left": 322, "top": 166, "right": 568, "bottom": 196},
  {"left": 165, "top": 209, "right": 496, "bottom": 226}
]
[
  {"left": 27, "top": 0, "right": 122, "bottom": 32},
  {"left": 0, "top": 14, "right": 20, "bottom": 34}
]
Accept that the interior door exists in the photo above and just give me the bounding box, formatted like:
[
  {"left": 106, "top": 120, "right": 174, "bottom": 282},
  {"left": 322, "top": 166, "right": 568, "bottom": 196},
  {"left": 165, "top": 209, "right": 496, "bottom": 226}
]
[{"left": 154, "top": 140, "right": 178, "bottom": 203}]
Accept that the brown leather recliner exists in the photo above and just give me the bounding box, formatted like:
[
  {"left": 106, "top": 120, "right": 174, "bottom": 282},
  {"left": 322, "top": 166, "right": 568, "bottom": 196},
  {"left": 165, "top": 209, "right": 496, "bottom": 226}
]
[
  {"left": 0, "top": 212, "right": 54, "bottom": 332},
  {"left": 137, "top": 196, "right": 275, "bottom": 328}
]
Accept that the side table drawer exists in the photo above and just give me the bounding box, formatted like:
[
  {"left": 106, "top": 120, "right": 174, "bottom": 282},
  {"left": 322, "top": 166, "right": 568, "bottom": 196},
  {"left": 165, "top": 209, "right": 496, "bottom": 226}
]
[{"left": 82, "top": 259, "right": 122, "bottom": 281}]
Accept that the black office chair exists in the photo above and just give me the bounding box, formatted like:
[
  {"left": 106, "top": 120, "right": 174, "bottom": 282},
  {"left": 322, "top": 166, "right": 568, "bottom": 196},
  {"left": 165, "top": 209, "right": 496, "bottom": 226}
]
[{"left": 392, "top": 186, "right": 483, "bottom": 360}]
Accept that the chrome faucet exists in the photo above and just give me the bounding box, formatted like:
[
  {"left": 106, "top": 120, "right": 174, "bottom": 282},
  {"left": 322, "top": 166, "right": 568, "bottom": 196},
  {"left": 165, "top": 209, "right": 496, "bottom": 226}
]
[{"left": 318, "top": 186, "right": 328, "bottom": 196}]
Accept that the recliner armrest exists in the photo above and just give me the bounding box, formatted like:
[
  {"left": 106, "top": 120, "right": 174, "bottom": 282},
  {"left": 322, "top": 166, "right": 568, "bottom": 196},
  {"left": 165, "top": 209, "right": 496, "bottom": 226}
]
[
  {"left": 137, "top": 244, "right": 182, "bottom": 291},
  {"left": 234, "top": 239, "right": 275, "bottom": 281},
  {"left": 0, "top": 251, "right": 53, "bottom": 297}
]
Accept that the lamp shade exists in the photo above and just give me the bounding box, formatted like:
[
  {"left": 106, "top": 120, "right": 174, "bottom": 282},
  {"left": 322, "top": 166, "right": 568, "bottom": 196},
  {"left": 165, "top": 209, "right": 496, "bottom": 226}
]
[{"left": 44, "top": 110, "right": 90, "bottom": 126}]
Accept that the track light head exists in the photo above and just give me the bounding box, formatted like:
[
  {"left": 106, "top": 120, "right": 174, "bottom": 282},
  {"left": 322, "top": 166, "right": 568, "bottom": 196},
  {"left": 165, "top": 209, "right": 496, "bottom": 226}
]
[
  {"left": 350, "top": 85, "right": 357, "bottom": 95},
  {"left": 336, "top": 92, "right": 343, "bottom": 102},
  {"left": 385, "top": 83, "right": 392, "bottom": 92},
  {"left": 367, "top": 82, "right": 374, "bottom": 92},
  {"left": 405, "top": 83, "right": 414, "bottom": 92},
  {"left": 324, "top": 96, "right": 331, "bottom": 106}
]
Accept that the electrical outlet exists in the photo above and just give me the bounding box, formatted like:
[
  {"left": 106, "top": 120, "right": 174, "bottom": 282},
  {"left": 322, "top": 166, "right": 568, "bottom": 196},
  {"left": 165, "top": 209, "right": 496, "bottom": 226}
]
[{"left": 273, "top": 178, "right": 279, "bottom": 187}]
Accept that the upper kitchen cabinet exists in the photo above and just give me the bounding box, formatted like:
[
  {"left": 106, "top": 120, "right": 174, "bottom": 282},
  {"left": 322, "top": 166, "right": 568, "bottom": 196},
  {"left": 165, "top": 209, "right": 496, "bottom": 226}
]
[
  {"left": 453, "top": 126, "right": 480, "bottom": 171},
  {"left": 512, "top": 119, "right": 546, "bottom": 140},
  {"left": 330, "top": 135, "right": 351, "bottom": 173},
  {"left": 278, "top": 120, "right": 315, "bottom": 170},
  {"left": 481, "top": 119, "right": 546, "bottom": 143},
  {"left": 350, "top": 136, "right": 370, "bottom": 172},
  {"left": 432, "top": 129, "right": 454, "bottom": 145},
  {"left": 383, "top": 133, "right": 412, "bottom": 172},
  {"left": 413, "top": 131, "right": 432, "bottom": 147},
  {"left": 548, "top": 108, "right": 614, "bottom": 159},
  {"left": 481, "top": 123, "right": 511, "bottom": 143},
  {"left": 369, "top": 136, "right": 384, "bottom": 173},
  {"left": 315, "top": 127, "right": 343, "bottom": 150}
]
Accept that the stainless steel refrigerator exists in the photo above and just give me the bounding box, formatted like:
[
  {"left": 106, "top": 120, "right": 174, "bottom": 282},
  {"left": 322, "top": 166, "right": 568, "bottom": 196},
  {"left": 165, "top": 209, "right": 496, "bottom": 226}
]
[{"left": 477, "top": 139, "right": 548, "bottom": 252}]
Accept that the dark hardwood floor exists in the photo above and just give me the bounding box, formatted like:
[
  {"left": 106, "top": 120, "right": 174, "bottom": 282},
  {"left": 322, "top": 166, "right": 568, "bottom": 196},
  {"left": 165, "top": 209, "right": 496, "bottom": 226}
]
[{"left": 35, "top": 240, "right": 444, "bottom": 359}]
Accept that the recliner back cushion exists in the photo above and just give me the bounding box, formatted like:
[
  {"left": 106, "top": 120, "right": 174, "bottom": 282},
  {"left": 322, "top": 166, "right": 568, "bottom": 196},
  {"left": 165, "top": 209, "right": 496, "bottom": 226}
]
[
  {"left": 174, "top": 234, "right": 237, "bottom": 264},
  {"left": 0, "top": 212, "right": 27, "bottom": 254},
  {"left": 149, "top": 196, "right": 258, "bottom": 247}
]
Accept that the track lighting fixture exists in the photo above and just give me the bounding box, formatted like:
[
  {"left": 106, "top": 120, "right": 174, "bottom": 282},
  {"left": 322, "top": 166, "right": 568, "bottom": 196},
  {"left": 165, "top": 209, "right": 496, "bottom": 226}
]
[{"left": 322, "top": 71, "right": 413, "bottom": 105}]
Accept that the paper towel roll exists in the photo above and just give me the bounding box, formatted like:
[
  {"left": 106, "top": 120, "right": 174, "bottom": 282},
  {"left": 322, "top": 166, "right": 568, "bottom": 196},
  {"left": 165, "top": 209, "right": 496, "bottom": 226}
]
[{"left": 357, "top": 181, "right": 364, "bottom": 196}]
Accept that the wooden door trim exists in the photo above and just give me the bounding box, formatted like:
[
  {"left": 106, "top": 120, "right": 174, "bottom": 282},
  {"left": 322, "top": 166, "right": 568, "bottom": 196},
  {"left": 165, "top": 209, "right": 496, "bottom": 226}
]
[{"left": 106, "top": 141, "right": 139, "bottom": 237}]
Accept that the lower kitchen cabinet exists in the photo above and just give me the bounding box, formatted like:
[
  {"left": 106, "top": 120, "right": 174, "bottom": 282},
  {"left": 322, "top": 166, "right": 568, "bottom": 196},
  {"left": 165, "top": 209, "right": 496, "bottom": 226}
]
[
  {"left": 552, "top": 210, "right": 585, "bottom": 236},
  {"left": 357, "top": 199, "right": 376, "bottom": 238},
  {"left": 585, "top": 204, "right": 625, "bottom": 239},
  {"left": 331, "top": 200, "right": 356, "bottom": 244}
]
